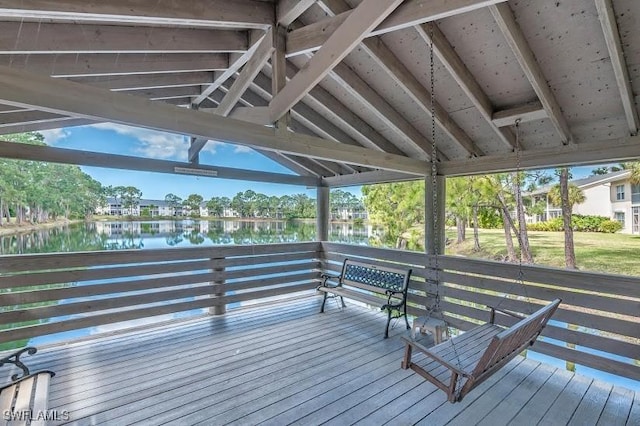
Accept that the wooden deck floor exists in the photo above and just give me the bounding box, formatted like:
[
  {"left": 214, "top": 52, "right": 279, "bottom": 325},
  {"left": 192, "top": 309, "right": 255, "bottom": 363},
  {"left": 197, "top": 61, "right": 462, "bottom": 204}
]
[{"left": 18, "top": 296, "right": 639, "bottom": 425}]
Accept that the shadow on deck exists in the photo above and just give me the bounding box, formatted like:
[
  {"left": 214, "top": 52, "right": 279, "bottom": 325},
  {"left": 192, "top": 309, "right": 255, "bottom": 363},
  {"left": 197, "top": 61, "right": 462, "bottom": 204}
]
[{"left": 16, "top": 297, "right": 639, "bottom": 425}]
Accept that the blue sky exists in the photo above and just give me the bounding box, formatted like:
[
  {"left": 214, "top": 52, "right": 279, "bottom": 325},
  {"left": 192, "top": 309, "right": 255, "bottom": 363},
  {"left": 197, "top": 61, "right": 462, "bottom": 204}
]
[{"left": 41, "top": 123, "right": 362, "bottom": 201}]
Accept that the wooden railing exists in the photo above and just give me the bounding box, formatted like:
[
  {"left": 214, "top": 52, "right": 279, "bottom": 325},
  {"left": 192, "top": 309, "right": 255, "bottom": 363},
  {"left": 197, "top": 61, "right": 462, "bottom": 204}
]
[
  {"left": 0, "top": 242, "right": 322, "bottom": 344},
  {"left": 322, "top": 242, "right": 640, "bottom": 381}
]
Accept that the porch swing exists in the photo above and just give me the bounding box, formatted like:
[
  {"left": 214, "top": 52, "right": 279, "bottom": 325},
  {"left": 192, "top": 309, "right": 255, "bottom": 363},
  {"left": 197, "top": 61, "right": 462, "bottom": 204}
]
[{"left": 399, "top": 24, "right": 561, "bottom": 403}]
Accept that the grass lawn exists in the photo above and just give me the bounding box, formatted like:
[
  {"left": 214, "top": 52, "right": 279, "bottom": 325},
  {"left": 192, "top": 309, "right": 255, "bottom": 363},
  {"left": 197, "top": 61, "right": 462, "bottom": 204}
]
[{"left": 446, "top": 228, "right": 640, "bottom": 276}]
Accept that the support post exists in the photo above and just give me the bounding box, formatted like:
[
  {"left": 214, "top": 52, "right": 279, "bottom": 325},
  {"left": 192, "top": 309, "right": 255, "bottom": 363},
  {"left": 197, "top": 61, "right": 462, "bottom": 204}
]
[
  {"left": 425, "top": 175, "right": 445, "bottom": 256},
  {"left": 209, "top": 257, "right": 225, "bottom": 315},
  {"left": 317, "top": 186, "right": 330, "bottom": 241}
]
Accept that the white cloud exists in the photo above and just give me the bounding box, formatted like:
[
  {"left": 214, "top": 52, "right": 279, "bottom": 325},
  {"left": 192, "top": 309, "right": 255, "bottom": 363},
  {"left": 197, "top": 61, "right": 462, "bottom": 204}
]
[
  {"left": 40, "top": 128, "right": 70, "bottom": 145},
  {"left": 233, "top": 145, "right": 255, "bottom": 154},
  {"left": 89, "top": 122, "right": 226, "bottom": 160}
]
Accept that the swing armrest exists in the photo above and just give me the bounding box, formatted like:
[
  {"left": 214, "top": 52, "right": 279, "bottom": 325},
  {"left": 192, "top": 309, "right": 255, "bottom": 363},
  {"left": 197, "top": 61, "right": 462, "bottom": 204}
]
[
  {"left": 488, "top": 306, "right": 527, "bottom": 324},
  {"left": 403, "top": 338, "right": 471, "bottom": 377}
]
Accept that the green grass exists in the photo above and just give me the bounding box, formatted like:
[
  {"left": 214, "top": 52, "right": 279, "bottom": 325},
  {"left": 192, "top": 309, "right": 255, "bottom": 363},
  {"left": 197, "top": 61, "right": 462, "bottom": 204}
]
[{"left": 446, "top": 229, "right": 640, "bottom": 276}]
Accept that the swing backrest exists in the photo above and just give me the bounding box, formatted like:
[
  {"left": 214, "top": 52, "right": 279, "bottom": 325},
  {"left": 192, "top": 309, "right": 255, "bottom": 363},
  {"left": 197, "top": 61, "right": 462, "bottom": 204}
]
[{"left": 470, "top": 299, "right": 561, "bottom": 380}]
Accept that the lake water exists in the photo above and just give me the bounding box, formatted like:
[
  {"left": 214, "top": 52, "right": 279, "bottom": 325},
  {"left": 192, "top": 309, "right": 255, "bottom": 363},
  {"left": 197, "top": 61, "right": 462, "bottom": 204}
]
[
  {"left": 0, "top": 219, "right": 380, "bottom": 255},
  {"left": 1, "top": 220, "right": 637, "bottom": 391}
]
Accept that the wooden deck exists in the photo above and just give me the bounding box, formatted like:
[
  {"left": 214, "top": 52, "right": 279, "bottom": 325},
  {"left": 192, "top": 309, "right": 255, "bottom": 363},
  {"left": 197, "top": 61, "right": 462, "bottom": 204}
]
[{"left": 16, "top": 296, "right": 638, "bottom": 426}]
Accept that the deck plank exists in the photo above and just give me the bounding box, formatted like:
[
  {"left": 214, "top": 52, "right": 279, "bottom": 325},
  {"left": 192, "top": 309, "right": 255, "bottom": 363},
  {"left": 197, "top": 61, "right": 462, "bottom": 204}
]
[
  {"left": 568, "top": 379, "right": 613, "bottom": 426},
  {"left": 597, "top": 386, "right": 635, "bottom": 426},
  {"left": 10, "top": 296, "right": 630, "bottom": 426}
]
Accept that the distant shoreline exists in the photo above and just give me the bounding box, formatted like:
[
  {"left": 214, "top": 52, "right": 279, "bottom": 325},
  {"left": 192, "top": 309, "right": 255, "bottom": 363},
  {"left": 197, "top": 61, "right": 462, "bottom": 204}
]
[{"left": 0, "top": 218, "right": 83, "bottom": 237}]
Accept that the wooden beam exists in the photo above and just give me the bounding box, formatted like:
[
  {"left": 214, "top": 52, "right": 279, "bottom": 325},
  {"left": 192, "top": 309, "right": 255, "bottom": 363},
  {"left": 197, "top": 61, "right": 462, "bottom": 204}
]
[
  {"left": 190, "top": 30, "right": 272, "bottom": 161},
  {"left": 595, "top": 0, "right": 639, "bottom": 135},
  {"left": 490, "top": 3, "right": 573, "bottom": 145},
  {"left": 492, "top": 101, "right": 548, "bottom": 128},
  {"left": 269, "top": 0, "right": 404, "bottom": 122},
  {"left": 322, "top": 170, "right": 418, "bottom": 187},
  {"left": 281, "top": 63, "right": 403, "bottom": 155},
  {"left": 277, "top": 0, "right": 317, "bottom": 26},
  {"left": 317, "top": 0, "right": 482, "bottom": 157},
  {"left": 414, "top": 23, "right": 517, "bottom": 150},
  {"left": 0, "top": 22, "right": 248, "bottom": 54},
  {"left": 1, "top": 53, "right": 229, "bottom": 78},
  {"left": 0, "top": 118, "right": 92, "bottom": 135},
  {"left": 67, "top": 72, "right": 216, "bottom": 91},
  {"left": 0, "top": 110, "right": 67, "bottom": 127},
  {"left": 286, "top": 0, "right": 508, "bottom": 56},
  {"left": 329, "top": 61, "right": 435, "bottom": 160},
  {"left": 257, "top": 150, "right": 320, "bottom": 177},
  {"left": 216, "top": 29, "right": 273, "bottom": 116},
  {"left": 0, "top": 141, "right": 320, "bottom": 186},
  {"left": 192, "top": 31, "right": 267, "bottom": 105},
  {"left": 440, "top": 135, "right": 640, "bottom": 176},
  {"left": 119, "top": 86, "right": 200, "bottom": 100},
  {"left": 0, "top": 0, "right": 274, "bottom": 29},
  {"left": 0, "top": 66, "right": 427, "bottom": 173}
]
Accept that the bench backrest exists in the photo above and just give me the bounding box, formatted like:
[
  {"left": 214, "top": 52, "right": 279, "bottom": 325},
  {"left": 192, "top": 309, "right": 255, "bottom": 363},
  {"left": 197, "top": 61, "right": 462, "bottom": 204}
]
[
  {"left": 340, "top": 259, "right": 411, "bottom": 294},
  {"left": 471, "top": 299, "right": 561, "bottom": 379}
]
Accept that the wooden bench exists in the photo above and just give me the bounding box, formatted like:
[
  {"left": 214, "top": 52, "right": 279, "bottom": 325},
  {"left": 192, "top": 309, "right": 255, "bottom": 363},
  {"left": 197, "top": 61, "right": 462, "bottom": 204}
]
[
  {"left": 0, "top": 347, "right": 55, "bottom": 425},
  {"left": 317, "top": 259, "right": 412, "bottom": 338},
  {"left": 401, "top": 299, "right": 561, "bottom": 402}
]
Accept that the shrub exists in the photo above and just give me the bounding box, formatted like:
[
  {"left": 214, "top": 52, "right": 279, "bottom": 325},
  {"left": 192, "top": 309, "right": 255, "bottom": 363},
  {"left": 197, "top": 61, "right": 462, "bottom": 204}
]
[{"left": 598, "top": 220, "right": 622, "bottom": 233}]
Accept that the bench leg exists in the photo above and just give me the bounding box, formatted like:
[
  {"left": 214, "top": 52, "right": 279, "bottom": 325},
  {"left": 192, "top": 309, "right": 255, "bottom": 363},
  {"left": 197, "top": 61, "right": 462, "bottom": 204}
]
[
  {"left": 384, "top": 308, "right": 392, "bottom": 338},
  {"left": 401, "top": 342, "right": 413, "bottom": 369},
  {"left": 320, "top": 292, "right": 328, "bottom": 313},
  {"left": 340, "top": 296, "right": 346, "bottom": 308},
  {"left": 404, "top": 303, "right": 410, "bottom": 330}
]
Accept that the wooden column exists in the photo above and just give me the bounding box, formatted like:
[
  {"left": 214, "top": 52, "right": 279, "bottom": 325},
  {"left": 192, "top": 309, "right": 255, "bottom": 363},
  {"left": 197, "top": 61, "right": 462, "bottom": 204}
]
[
  {"left": 209, "top": 257, "right": 225, "bottom": 315},
  {"left": 316, "top": 186, "right": 330, "bottom": 242},
  {"left": 425, "top": 175, "right": 445, "bottom": 256}
]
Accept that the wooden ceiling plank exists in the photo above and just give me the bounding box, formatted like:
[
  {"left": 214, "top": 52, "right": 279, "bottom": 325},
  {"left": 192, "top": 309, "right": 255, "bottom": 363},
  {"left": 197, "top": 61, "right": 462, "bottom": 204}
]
[
  {"left": 277, "top": 0, "right": 317, "bottom": 27},
  {"left": 122, "top": 86, "right": 200, "bottom": 100},
  {"left": 0, "top": 118, "right": 93, "bottom": 135},
  {"left": 0, "top": 22, "right": 247, "bottom": 54},
  {"left": 286, "top": 0, "right": 508, "bottom": 57},
  {"left": 0, "top": 53, "right": 229, "bottom": 78},
  {"left": 595, "top": 0, "right": 639, "bottom": 136},
  {"left": 492, "top": 101, "right": 548, "bottom": 128},
  {"left": 414, "top": 23, "right": 516, "bottom": 150},
  {"left": 490, "top": 3, "right": 573, "bottom": 145},
  {"left": 0, "top": 141, "right": 320, "bottom": 186},
  {"left": 269, "top": 0, "right": 404, "bottom": 122},
  {"left": 0, "top": 110, "right": 67, "bottom": 127},
  {"left": 67, "top": 72, "right": 216, "bottom": 91},
  {"left": 0, "top": 0, "right": 274, "bottom": 29}
]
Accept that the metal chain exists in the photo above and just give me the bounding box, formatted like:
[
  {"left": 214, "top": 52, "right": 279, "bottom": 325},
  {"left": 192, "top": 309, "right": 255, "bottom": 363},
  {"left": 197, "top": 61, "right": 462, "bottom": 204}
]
[{"left": 430, "top": 23, "right": 440, "bottom": 312}]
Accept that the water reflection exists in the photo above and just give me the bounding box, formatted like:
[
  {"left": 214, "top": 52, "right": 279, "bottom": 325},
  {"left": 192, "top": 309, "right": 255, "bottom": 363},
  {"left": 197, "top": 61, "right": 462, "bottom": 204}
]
[{"left": 0, "top": 219, "right": 384, "bottom": 254}]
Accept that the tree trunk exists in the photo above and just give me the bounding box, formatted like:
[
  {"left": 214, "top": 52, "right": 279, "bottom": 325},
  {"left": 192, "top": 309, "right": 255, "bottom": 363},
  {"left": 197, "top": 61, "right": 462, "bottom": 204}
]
[
  {"left": 512, "top": 172, "right": 533, "bottom": 263},
  {"left": 456, "top": 217, "right": 466, "bottom": 244},
  {"left": 473, "top": 204, "right": 481, "bottom": 251},
  {"left": 559, "top": 167, "right": 577, "bottom": 269},
  {"left": 501, "top": 208, "right": 517, "bottom": 261},
  {"left": 0, "top": 199, "right": 3, "bottom": 226}
]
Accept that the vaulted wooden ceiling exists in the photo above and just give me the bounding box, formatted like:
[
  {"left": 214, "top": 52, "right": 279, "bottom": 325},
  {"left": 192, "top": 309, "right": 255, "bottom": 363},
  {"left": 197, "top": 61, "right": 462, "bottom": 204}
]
[{"left": 0, "top": 0, "right": 638, "bottom": 186}]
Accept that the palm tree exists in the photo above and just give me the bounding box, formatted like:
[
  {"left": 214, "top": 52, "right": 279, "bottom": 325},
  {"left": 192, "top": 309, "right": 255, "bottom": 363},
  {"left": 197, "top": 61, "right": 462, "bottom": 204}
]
[{"left": 548, "top": 168, "right": 586, "bottom": 269}]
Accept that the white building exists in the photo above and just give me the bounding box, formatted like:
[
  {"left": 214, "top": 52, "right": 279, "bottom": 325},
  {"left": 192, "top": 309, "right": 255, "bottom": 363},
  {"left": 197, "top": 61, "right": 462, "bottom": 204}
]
[{"left": 526, "top": 170, "right": 639, "bottom": 234}]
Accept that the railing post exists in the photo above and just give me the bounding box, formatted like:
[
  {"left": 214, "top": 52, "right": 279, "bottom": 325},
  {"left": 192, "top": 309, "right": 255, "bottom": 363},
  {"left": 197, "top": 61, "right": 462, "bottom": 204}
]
[
  {"left": 209, "top": 257, "right": 225, "bottom": 315},
  {"left": 316, "top": 186, "right": 330, "bottom": 242}
]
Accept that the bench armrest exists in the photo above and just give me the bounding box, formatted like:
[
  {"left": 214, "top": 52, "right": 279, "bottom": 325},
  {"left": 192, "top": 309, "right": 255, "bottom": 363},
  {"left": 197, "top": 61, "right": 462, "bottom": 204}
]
[
  {"left": 319, "top": 272, "right": 342, "bottom": 288},
  {"left": 403, "top": 338, "right": 471, "bottom": 377},
  {"left": 488, "top": 306, "right": 527, "bottom": 324},
  {"left": 0, "top": 347, "right": 39, "bottom": 382}
]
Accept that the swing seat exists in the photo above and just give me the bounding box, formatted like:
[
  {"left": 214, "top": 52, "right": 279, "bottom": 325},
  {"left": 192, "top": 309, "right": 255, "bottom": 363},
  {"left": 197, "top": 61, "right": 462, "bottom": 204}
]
[{"left": 401, "top": 298, "right": 561, "bottom": 403}]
